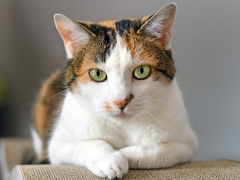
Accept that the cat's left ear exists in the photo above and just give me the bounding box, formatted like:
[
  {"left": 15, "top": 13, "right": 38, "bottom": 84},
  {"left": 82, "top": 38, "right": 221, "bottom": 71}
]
[
  {"left": 54, "top": 14, "right": 95, "bottom": 58},
  {"left": 138, "top": 3, "right": 176, "bottom": 50}
]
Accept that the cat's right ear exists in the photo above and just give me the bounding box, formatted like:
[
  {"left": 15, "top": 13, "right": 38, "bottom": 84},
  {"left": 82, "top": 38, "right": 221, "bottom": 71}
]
[
  {"left": 137, "top": 4, "right": 176, "bottom": 50},
  {"left": 54, "top": 14, "right": 95, "bottom": 58}
]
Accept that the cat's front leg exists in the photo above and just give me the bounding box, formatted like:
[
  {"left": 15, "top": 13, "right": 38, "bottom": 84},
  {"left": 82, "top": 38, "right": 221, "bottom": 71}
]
[
  {"left": 49, "top": 138, "right": 128, "bottom": 179},
  {"left": 119, "top": 142, "right": 195, "bottom": 169}
]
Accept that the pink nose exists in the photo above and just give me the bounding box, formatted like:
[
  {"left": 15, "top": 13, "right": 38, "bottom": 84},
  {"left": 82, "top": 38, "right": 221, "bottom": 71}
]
[
  {"left": 113, "top": 94, "right": 134, "bottom": 110},
  {"left": 114, "top": 99, "right": 130, "bottom": 110}
]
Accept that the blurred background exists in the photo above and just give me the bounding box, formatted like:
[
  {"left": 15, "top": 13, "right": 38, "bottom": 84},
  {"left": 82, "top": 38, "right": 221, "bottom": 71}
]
[{"left": 0, "top": 0, "right": 240, "bottom": 161}]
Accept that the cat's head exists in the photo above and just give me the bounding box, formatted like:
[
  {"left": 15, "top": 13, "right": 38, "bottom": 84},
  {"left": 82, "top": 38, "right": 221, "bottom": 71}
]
[{"left": 54, "top": 4, "right": 176, "bottom": 120}]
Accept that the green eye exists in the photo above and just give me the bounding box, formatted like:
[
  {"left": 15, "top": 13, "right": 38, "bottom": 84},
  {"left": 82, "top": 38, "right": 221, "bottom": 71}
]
[
  {"left": 89, "top": 69, "right": 107, "bottom": 82},
  {"left": 133, "top": 65, "right": 151, "bottom": 80}
]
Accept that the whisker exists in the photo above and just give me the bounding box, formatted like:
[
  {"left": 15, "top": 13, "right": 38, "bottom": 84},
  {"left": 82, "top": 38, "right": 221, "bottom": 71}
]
[
  {"left": 49, "top": 85, "right": 65, "bottom": 89},
  {"left": 148, "top": 99, "right": 169, "bottom": 104},
  {"left": 147, "top": 110, "right": 192, "bottom": 152},
  {"left": 142, "top": 114, "right": 179, "bottom": 146},
  {"left": 46, "top": 89, "right": 68, "bottom": 101},
  {"left": 148, "top": 102, "right": 204, "bottom": 126},
  {"left": 147, "top": 105, "right": 174, "bottom": 118}
]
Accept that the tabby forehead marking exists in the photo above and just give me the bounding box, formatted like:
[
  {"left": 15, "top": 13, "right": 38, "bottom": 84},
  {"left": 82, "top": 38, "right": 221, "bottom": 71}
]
[{"left": 64, "top": 18, "right": 175, "bottom": 91}]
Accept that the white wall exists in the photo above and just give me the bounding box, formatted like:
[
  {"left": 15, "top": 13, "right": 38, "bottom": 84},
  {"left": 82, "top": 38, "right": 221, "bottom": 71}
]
[{"left": 1, "top": 0, "right": 240, "bottom": 161}]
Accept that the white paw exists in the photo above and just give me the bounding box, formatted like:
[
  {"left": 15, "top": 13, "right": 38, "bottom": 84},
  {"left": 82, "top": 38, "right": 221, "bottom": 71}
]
[{"left": 89, "top": 152, "right": 129, "bottom": 179}]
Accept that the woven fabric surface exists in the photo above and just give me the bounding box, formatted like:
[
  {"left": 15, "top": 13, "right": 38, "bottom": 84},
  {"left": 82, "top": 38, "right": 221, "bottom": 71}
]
[{"left": 18, "top": 160, "right": 240, "bottom": 180}]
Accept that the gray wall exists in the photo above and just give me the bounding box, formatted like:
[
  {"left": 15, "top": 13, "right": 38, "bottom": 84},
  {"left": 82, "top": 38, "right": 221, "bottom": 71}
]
[{"left": 1, "top": 0, "right": 240, "bottom": 161}]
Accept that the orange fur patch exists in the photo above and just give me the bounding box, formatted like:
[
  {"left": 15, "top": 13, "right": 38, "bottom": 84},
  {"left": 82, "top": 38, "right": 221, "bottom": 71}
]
[
  {"left": 34, "top": 70, "right": 63, "bottom": 160},
  {"left": 161, "top": 142, "right": 170, "bottom": 148},
  {"left": 98, "top": 20, "right": 116, "bottom": 29},
  {"left": 120, "top": 29, "right": 175, "bottom": 84},
  {"left": 76, "top": 58, "right": 99, "bottom": 84},
  {"left": 105, "top": 102, "right": 112, "bottom": 112}
]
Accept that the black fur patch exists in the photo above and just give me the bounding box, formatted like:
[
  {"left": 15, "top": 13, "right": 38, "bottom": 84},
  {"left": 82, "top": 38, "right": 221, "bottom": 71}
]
[
  {"left": 155, "top": 69, "right": 174, "bottom": 80},
  {"left": 115, "top": 19, "right": 142, "bottom": 36},
  {"left": 143, "top": 43, "right": 175, "bottom": 80},
  {"left": 164, "top": 50, "right": 172, "bottom": 59},
  {"left": 64, "top": 59, "right": 76, "bottom": 89},
  {"left": 64, "top": 18, "right": 175, "bottom": 89},
  {"left": 79, "top": 22, "right": 117, "bottom": 63}
]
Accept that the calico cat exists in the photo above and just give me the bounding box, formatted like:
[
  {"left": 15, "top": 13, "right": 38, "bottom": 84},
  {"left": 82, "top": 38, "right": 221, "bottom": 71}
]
[{"left": 32, "top": 3, "right": 198, "bottom": 179}]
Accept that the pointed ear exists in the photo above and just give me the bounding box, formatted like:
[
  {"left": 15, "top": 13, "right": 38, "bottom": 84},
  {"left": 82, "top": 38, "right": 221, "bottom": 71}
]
[
  {"left": 138, "top": 3, "right": 176, "bottom": 50},
  {"left": 54, "top": 14, "right": 95, "bottom": 58}
]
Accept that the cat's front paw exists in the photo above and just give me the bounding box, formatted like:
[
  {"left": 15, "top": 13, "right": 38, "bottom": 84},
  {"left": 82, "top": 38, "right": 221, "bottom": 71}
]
[{"left": 89, "top": 152, "right": 128, "bottom": 179}]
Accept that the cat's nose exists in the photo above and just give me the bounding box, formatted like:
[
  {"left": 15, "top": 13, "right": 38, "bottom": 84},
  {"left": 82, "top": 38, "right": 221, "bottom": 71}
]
[
  {"left": 114, "top": 100, "right": 129, "bottom": 110},
  {"left": 114, "top": 94, "right": 134, "bottom": 110}
]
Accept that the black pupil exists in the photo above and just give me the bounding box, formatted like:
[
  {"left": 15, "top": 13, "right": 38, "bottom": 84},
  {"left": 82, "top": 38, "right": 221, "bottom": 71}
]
[
  {"left": 140, "top": 67, "right": 144, "bottom": 74},
  {"left": 96, "top": 70, "right": 100, "bottom": 77}
]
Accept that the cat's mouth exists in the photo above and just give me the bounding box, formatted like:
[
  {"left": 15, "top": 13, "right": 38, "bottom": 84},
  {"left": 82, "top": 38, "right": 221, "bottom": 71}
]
[{"left": 112, "top": 111, "right": 130, "bottom": 119}]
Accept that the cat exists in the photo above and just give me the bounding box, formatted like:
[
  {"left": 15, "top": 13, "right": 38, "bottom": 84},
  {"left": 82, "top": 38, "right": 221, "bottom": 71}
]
[{"left": 31, "top": 3, "right": 198, "bottom": 179}]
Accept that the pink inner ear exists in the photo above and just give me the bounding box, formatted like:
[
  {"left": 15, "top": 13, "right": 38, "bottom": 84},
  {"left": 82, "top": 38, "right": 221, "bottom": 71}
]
[
  {"left": 160, "top": 14, "right": 175, "bottom": 49},
  {"left": 65, "top": 41, "right": 76, "bottom": 57},
  {"left": 56, "top": 21, "right": 76, "bottom": 56}
]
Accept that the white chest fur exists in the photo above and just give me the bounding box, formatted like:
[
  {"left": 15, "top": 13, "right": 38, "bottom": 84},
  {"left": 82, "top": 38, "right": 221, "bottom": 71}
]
[{"left": 50, "top": 79, "right": 197, "bottom": 154}]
